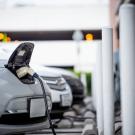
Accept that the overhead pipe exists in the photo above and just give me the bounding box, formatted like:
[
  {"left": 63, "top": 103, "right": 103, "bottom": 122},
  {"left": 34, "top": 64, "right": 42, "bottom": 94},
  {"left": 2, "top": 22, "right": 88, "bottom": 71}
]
[{"left": 119, "top": 4, "right": 135, "bottom": 135}]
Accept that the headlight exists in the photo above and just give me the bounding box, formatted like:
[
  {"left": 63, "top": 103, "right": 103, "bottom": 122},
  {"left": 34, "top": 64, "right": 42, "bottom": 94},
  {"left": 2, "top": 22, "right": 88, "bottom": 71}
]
[
  {"left": 6, "top": 98, "right": 27, "bottom": 114},
  {"left": 42, "top": 76, "right": 67, "bottom": 91}
]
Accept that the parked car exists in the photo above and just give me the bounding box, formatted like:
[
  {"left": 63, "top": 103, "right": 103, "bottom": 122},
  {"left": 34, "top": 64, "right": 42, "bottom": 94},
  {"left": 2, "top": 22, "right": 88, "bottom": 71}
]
[
  {"left": 0, "top": 43, "right": 52, "bottom": 135},
  {"left": 36, "top": 67, "right": 85, "bottom": 105},
  {"left": 31, "top": 65, "right": 73, "bottom": 119},
  {"left": 0, "top": 44, "right": 73, "bottom": 119}
]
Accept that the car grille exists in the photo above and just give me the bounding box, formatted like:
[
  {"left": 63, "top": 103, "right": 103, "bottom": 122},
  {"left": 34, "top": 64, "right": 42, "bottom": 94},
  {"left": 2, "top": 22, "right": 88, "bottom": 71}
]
[{"left": 42, "top": 76, "right": 66, "bottom": 91}]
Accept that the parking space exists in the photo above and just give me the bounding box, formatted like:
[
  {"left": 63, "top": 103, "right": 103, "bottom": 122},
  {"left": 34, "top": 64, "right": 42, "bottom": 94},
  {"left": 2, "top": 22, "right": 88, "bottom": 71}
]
[{"left": 25, "top": 96, "right": 96, "bottom": 135}]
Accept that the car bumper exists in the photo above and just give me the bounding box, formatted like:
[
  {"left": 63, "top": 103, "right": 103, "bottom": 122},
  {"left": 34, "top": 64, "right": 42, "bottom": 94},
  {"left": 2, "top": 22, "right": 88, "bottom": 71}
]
[
  {"left": 0, "top": 119, "right": 49, "bottom": 135},
  {"left": 50, "top": 85, "right": 73, "bottom": 107},
  {"left": 0, "top": 96, "right": 51, "bottom": 134}
]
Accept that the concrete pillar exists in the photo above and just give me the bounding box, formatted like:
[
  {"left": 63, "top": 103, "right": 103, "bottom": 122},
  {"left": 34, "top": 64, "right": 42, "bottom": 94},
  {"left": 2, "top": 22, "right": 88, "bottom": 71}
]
[
  {"left": 95, "top": 42, "right": 103, "bottom": 135},
  {"left": 102, "top": 28, "right": 114, "bottom": 135},
  {"left": 119, "top": 4, "right": 135, "bottom": 135}
]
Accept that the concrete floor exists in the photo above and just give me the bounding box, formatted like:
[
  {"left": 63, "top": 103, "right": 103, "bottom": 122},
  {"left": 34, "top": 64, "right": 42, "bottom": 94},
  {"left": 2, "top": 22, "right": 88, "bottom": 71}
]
[
  {"left": 26, "top": 96, "right": 97, "bottom": 135},
  {"left": 27, "top": 128, "right": 83, "bottom": 135}
]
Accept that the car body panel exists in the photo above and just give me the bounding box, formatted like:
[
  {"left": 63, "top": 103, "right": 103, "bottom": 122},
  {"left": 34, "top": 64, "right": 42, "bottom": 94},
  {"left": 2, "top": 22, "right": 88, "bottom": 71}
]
[{"left": 0, "top": 120, "right": 49, "bottom": 134}]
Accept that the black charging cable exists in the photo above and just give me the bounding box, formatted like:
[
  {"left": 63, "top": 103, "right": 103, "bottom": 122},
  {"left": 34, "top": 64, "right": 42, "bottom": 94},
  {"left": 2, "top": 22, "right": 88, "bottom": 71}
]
[{"left": 33, "top": 73, "right": 56, "bottom": 135}]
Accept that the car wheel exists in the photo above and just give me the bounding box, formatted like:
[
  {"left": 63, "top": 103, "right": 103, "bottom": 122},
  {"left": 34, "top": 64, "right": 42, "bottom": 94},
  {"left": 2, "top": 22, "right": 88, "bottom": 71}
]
[{"left": 63, "top": 75, "right": 85, "bottom": 104}]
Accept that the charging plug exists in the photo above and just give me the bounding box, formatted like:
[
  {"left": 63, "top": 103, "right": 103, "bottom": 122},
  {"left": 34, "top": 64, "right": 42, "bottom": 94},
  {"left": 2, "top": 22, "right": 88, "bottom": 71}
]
[{"left": 16, "top": 67, "right": 30, "bottom": 78}]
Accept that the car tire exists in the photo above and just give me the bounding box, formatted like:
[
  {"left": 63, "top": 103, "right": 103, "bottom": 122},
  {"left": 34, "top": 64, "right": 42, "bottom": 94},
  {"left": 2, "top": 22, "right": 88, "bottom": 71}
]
[{"left": 62, "top": 75, "right": 85, "bottom": 104}]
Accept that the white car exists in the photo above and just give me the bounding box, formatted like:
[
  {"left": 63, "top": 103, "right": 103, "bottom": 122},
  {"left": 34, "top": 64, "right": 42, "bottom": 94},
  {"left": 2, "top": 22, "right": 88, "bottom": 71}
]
[
  {"left": 34, "top": 66, "right": 85, "bottom": 105},
  {"left": 0, "top": 43, "right": 52, "bottom": 135},
  {"left": 0, "top": 44, "right": 73, "bottom": 119},
  {"left": 31, "top": 65, "right": 73, "bottom": 119}
]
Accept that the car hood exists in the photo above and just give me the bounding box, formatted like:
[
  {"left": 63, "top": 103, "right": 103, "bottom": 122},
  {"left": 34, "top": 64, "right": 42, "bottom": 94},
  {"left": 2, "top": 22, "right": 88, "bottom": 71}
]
[
  {"left": 31, "top": 64, "right": 62, "bottom": 78},
  {"left": 41, "top": 66, "right": 78, "bottom": 78}
]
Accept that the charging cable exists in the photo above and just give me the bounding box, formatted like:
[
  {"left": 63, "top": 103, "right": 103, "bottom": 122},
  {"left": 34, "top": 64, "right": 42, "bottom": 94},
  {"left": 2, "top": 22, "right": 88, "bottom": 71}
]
[{"left": 33, "top": 73, "right": 56, "bottom": 135}]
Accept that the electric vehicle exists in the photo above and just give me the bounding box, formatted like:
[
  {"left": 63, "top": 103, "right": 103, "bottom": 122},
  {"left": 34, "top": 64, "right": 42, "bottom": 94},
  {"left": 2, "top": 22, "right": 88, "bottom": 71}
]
[
  {"left": 0, "top": 44, "right": 73, "bottom": 119},
  {"left": 34, "top": 66, "right": 85, "bottom": 105},
  {"left": 0, "top": 43, "right": 52, "bottom": 135},
  {"left": 31, "top": 65, "right": 73, "bottom": 119}
]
